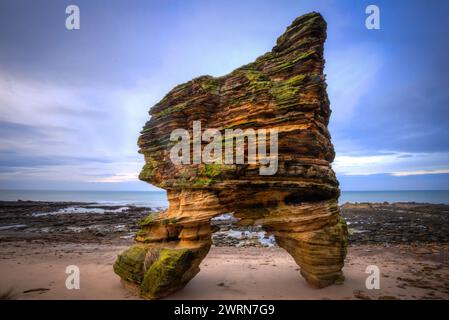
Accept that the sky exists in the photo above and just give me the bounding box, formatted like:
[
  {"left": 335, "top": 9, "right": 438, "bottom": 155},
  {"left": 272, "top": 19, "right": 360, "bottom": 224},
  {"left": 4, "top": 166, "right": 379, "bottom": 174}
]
[{"left": 0, "top": 0, "right": 448, "bottom": 191}]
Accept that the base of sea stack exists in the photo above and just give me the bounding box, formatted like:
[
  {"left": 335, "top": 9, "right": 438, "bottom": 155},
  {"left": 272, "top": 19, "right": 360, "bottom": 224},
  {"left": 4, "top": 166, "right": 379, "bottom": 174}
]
[
  {"left": 273, "top": 217, "right": 348, "bottom": 288},
  {"left": 113, "top": 204, "right": 348, "bottom": 299},
  {"left": 114, "top": 243, "right": 210, "bottom": 299}
]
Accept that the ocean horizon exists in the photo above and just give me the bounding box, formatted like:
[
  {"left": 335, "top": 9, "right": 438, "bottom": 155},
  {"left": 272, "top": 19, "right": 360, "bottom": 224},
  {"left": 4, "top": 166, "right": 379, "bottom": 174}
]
[{"left": 0, "top": 189, "right": 449, "bottom": 206}]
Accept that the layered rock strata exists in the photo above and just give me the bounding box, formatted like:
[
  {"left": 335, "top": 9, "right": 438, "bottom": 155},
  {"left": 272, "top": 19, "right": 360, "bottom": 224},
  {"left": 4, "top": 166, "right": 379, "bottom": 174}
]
[{"left": 114, "top": 12, "right": 348, "bottom": 299}]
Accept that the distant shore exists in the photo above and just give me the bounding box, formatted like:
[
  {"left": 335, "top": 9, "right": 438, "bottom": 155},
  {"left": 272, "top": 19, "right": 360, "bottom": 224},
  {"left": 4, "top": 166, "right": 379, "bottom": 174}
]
[
  {"left": 1, "top": 189, "right": 449, "bottom": 205},
  {"left": 0, "top": 201, "right": 448, "bottom": 299}
]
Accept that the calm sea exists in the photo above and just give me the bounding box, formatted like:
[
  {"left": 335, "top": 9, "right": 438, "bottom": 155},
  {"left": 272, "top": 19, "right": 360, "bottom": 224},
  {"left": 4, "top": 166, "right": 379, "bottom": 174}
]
[
  {"left": 1, "top": 190, "right": 449, "bottom": 206},
  {"left": 0, "top": 190, "right": 168, "bottom": 207}
]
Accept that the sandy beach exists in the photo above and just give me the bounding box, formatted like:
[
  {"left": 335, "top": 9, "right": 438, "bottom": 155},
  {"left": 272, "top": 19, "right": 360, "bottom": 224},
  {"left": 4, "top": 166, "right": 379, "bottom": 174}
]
[
  {"left": 1, "top": 243, "right": 448, "bottom": 300},
  {"left": 1, "top": 201, "right": 448, "bottom": 300}
]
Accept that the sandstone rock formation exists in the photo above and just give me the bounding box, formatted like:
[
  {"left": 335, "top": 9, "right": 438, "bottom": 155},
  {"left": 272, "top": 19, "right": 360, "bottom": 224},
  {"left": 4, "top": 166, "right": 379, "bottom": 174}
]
[{"left": 114, "top": 12, "right": 348, "bottom": 299}]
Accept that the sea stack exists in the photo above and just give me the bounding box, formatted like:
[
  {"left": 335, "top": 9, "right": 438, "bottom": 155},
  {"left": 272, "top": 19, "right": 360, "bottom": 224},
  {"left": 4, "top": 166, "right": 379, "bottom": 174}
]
[{"left": 114, "top": 12, "right": 348, "bottom": 299}]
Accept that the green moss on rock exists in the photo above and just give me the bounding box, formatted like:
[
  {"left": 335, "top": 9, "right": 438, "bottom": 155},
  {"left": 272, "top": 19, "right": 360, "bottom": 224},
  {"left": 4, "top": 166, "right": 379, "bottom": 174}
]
[
  {"left": 272, "top": 50, "right": 316, "bottom": 72},
  {"left": 336, "top": 216, "right": 349, "bottom": 248},
  {"left": 242, "top": 70, "right": 272, "bottom": 93},
  {"left": 161, "top": 217, "right": 180, "bottom": 225},
  {"left": 113, "top": 244, "right": 149, "bottom": 284},
  {"left": 200, "top": 78, "right": 219, "bottom": 93},
  {"left": 140, "top": 248, "right": 194, "bottom": 299},
  {"left": 139, "top": 162, "right": 156, "bottom": 181},
  {"left": 193, "top": 177, "right": 214, "bottom": 186},
  {"left": 136, "top": 229, "right": 147, "bottom": 237},
  {"left": 199, "top": 164, "right": 222, "bottom": 178},
  {"left": 139, "top": 213, "right": 158, "bottom": 227},
  {"left": 153, "top": 102, "right": 188, "bottom": 119},
  {"left": 270, "top": 74, "right": 307, "bottom": 108}
]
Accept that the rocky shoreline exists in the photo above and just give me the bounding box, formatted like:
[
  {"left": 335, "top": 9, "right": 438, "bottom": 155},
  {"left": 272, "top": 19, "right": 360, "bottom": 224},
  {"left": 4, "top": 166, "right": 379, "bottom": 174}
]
[
  {"left": 1, "top": 200, "right": 449, "bottom": 300},
  {"left": 342, "top": 202, "right": 449, "bottom": 244},
  {"left": 0, "top": 201, "right": 152, "bottom": 245},
  {"left": 0, "top": 201, "right": 448, "bottom": 247}
]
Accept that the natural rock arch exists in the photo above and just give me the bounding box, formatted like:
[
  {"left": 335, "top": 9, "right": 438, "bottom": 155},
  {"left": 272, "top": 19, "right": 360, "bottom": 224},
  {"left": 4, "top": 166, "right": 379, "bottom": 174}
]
[{"left": 114, "top": 12, "right": 348, "bottom": 299}]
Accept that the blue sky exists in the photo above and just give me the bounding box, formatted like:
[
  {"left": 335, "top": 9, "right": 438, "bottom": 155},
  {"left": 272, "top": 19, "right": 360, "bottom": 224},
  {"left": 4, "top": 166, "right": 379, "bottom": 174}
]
[{"left": 0, "top": 0, "right": 448, "bottom": 191}]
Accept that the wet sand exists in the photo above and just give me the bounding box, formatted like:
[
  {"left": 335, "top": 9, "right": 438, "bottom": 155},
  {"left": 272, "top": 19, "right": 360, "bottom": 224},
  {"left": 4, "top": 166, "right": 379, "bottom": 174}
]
[
  {"left": 1, "top": 201, "right": 448, "bottom": 300},
  {"left": 0, "top": 243, "right": 448, "bottom": 300}
]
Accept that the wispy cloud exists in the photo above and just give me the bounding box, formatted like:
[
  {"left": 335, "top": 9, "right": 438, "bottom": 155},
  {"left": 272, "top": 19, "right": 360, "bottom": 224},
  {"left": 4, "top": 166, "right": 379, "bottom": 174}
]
[
  {"left": 0, "top": 72, "right": 160, "bottom": 188},
  {"left": 334, "top": 152, "right": 449, "bottom": 177},
  {"left": 326, "top": 43, "right": 383, "bottom": 125},
  {"left": 392, "top": 169, "right": 449, "bottom": 177},
  {"left": 90, "top": 173, "right": 139, "bottom": 183}
]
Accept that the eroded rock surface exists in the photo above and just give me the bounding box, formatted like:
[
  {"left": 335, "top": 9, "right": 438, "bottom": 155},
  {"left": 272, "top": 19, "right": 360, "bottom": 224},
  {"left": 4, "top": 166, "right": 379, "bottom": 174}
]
[{"left": 114, "top": 12, "right": 348, "bottom": 299}]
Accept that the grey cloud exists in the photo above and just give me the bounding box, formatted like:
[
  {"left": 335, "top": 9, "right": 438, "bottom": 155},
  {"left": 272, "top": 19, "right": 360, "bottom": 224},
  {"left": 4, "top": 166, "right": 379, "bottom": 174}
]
[
  {"left": 0, "top": 150, "right": 112, "bottom": 168},
  {"left": 41, "top": 105, "right": 106, "bottom": 119},
  {"left": 0, "top": 120, "right": 75, "bottom": 141}
]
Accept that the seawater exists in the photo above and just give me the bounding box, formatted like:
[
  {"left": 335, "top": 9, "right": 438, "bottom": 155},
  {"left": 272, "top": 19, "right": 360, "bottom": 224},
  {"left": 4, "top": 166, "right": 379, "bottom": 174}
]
[{"left": 1, "top": 190, "right": 449, "bottom": 206}]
